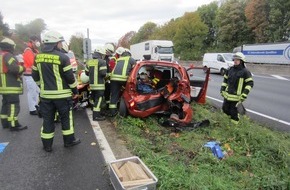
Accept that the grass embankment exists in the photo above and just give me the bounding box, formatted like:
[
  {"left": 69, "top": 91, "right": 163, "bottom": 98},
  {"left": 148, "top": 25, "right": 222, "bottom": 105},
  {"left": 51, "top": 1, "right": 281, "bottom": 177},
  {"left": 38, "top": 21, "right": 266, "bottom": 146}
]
[{"left": 114, "top": 103, "right": 290, "bottom": 190}]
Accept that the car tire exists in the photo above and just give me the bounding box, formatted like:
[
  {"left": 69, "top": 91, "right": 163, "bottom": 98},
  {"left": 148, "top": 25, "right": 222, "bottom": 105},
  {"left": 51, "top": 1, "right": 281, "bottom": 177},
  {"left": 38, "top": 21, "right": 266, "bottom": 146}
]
[
  {"left": 220, "top": 68, "right": 226, "bottom": 76},
  {"left": 119, "top": 97, "right": 128, "bottom": 117}
]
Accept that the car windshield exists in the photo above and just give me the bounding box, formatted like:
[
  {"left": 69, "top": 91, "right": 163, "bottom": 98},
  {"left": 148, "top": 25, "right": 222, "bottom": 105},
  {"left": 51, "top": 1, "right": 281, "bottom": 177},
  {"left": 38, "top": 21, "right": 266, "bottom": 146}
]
[
  {"left": 157, "top": 47, "right": 173, "bottom": 54},
  {"left": 224, "top": 53, "right": 234, "bottom": 61},
  {"left": 66, "top": 52, "right": 75, "bottom": 59}
]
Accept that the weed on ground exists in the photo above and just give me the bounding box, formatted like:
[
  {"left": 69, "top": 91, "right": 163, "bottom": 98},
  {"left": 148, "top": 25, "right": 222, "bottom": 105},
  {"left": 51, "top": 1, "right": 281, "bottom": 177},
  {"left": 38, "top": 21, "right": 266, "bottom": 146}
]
[{"left": 114, "top": 103, "right": 290, "bottom": 190}]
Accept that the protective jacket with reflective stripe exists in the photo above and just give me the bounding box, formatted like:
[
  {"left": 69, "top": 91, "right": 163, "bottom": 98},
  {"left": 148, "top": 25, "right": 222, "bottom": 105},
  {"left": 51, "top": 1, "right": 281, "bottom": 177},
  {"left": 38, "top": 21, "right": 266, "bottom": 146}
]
[
  {"left": 32, "top": 48, "right": 77, "bottom": 99},
  {"left": 85, "top": 58, "right": 107, "bottom": 90},
  {"left": 220, "top": 64, "right": 254, "bottom": 101},
  {"left": 23, "top": 42, "right": 39, "bottom": 75},
  {"left": 110, "top": 56, "right": 135, "bottom": 82},
  {"left": 0, "top": 51, "right": 24, "bottom": 94}
]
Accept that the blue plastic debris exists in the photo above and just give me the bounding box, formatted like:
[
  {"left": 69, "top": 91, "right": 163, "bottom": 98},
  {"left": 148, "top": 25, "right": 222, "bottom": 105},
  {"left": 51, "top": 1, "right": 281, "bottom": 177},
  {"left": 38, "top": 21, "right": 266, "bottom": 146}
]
[
  {"left": 204, "top": 141, "right": 224, "bottom": 159},
  {"left": 0, "top": 142, "right": 9, "bottom": 153}
]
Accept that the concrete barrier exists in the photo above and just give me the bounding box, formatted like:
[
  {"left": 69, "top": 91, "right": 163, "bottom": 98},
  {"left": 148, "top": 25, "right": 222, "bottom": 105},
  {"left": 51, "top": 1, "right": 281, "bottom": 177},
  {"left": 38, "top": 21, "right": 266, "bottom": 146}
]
[{"left": 179, "top": 61, "right": 290, "bottom": 77}]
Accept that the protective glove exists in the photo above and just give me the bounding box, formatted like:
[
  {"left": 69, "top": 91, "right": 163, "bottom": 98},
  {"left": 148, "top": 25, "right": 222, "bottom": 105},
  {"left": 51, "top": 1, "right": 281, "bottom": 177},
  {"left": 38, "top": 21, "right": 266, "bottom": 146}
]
[{"left": 239, "top": 95, "right": 247, "bottom": 102}]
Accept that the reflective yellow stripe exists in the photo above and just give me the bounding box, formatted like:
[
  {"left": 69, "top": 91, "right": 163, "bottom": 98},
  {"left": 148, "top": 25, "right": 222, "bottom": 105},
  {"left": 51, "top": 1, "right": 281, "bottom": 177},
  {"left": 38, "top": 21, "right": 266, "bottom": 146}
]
[
  {"left": 35, "top": 54, "right": 61, "bottom": 65},
  {"left": 62, "top": 110, "right": 74, "bottom": 136},
  {"left": 237, "top": 78, "right": 244, "bottom": 96},
  {"left": 109, "top": 104, "right": 117, "bottom": 109},
  {"left": 224, "top": 92, "right": 240, "bottom": 101},
  {"left": 99, "top": 66, "right": 107, "bottom": 71},
  {"left": 224, "top": 75, "right": 228, "bottom": 79},
  {"left": 69, "top": 80, "right": 78, "bottom": 88},
  {"left": 0, "top": 114, "right": 8, "bottom": 119},
  {"left": 90, "top": 84, "right": 105, "bottom": 90},
  {"left": 32, "top": 65, "right": 38, "bottom": 71},
  {"left": 63, "top": 65, "right": 72, "bottom": 72},
  {"left": 245, "top": 85, "right": 252, "bottom": 91},
  {"left": 110, "top": 74, "right": 128, "bottom": 81},
  {"left": 53, "top": 64, "right": 63, "bottom": 90},
  {"left": 245, "top": 77, "right": 253, "bottom": 83},
  {"left": 8, "top": 57, "right": 15, "bottom": 65},
  {"left": 8, "top": 104, "right": 16, "bottom": 127},
  {"left": 19, "top": 66, "right": 24, "bottom": 73},
  {"left": 41, "top": 127, "right": 54, "bottom": 139},
  {"left": 0, "top": 87, "right": 22, "bottom": 94},
  {"left": 1, "top": 74, "right": 6, "bottom": 88},
  {"left": 93, "top": 97, "right": 102, "bottom": 112},
  {"left": 222, "top": 82, "right": 227, "bottom": 87},
  {"left": 0, "top": 55, "right": 3, "bottom": 73}
]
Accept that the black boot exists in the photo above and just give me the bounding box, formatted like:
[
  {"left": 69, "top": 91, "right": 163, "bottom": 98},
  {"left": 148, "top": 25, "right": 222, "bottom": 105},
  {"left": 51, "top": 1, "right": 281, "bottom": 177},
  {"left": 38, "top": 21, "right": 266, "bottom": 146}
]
[
  {"left": 93, "top": 111, "right": 105, "bottom": 121},
  {"left": 42, "top": 138, "right": 53, "bottom": 152},
  {"left": 64, "top": 138, "right": 81, "bottom": 147},
  {"left": 1, "top": 119, "right": 9, "bottom": 128},
  {"left": 10, "top": 124, "right": 28, "bottom": 131},
  {"left": 107, "top": 109, "right": 118, "bottom": 117}
]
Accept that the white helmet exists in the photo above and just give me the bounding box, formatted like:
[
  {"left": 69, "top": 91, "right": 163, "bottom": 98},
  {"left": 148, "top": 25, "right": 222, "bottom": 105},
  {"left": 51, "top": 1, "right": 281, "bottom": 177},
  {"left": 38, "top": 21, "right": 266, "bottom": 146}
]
[
  {"left": 80, "top": 72, "right": 89, "bottom": 84},
  {"left": 1, "top": 38, "right": 16, "bottom": 48},
  {"left": 104, "top": 43, "right": 115, "bottom": 54},
  {"left": 122, "top": 48, "right": 131, "bottom": 56},
  {"left": 115, "top": 47, "right": 125, "bottom": 55},
  {"left": 43, "top": 31, "right": 65, "bottom": 44},
  {"left": 233, "top": 52, "right": 246, "bottom": 62},
  {"left": 94, "top": 46, "right": 106, "bottom": 55}
]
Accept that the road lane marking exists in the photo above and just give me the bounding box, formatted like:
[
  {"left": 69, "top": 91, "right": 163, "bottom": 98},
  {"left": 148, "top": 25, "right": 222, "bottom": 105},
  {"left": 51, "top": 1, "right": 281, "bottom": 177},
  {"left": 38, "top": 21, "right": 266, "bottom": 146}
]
[
  {"left": 86, "top": 109, "right": 116, "bottom": 164},
  {"left": 206, "top": 96, "right": 290, "bottom": 126},
  {"left": 271, "top": 75, "right": 289, "bottom": 81}
]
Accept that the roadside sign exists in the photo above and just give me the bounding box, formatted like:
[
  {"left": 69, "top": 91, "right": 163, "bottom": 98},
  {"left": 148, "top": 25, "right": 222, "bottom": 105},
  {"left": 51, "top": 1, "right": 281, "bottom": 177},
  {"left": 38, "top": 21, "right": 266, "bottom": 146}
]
[{"left": 83, "top": 38, "right": 92, "bottom": 59}]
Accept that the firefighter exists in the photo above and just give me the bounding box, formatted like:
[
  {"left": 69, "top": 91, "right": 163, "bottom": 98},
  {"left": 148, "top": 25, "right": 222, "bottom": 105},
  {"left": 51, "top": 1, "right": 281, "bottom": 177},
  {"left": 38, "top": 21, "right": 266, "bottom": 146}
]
[
  {"left": 85, "top": 46, "right": 107, "bottom": 121},
  {"left": 220, "top": 52, "right": 254, "bottom": 124},
  {"left": 32, "top": 31, "right": 80, "bottom": 152},
  {"left": 108, "top": 49, "right": 136, "bottom": 117},
  {"left": 23, "top": 35, "right": 41, "bottom": 115},
  {"left": 104, "top": 44, "right": 115, "bottom": 108},
  {"left": 0, "top": 37, "right": 28, "bottom": 131}
]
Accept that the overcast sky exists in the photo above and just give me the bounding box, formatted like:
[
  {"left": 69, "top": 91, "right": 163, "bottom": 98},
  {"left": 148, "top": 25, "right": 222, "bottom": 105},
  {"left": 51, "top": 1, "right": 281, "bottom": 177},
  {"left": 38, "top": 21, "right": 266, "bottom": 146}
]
[{"left": 1, "top": 0, "right": 215, "bottom": 49}]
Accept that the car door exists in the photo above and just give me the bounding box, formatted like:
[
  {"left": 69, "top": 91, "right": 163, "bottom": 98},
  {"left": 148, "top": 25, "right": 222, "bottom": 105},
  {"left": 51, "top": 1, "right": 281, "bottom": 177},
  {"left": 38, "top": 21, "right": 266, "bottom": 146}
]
[{"left": 186, "top": 66, "right": 210, "bottom": 104}]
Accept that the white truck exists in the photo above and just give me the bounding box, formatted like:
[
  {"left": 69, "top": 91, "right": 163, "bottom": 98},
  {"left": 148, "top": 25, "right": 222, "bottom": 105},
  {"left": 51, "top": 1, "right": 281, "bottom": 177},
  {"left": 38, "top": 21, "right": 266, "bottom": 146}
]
[
  {"left": 202, "top": 53, "right": 234, "bottom": 75},
  {"left": 130, "top": 40, "right": 174, "bottom": 62},
  {"left": 233, "top": 42, "right": 290, "bottom": 64}
]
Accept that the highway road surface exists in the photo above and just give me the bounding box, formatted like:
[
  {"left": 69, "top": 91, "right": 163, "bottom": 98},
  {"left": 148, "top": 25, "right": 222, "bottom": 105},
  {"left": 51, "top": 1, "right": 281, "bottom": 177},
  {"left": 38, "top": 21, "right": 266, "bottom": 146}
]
[{"left": 205, "top": 72, "right": 290, "bottom": 131}]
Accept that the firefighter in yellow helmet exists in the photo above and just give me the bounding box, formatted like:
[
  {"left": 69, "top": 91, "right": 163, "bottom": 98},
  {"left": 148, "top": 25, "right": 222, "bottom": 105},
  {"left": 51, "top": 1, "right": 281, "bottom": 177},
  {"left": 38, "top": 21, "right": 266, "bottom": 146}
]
[
  {"left": 32, "top": 31, "right": 80, "bottom": 152},
  {"left": 85, "top": 46, "right": 107, "bottom": 121},
  {"left": 0, "top": 37, "right": 28, "bottom": 131},
  {"left": 220, "top": 52, "right": 254, "bottom": 125}
]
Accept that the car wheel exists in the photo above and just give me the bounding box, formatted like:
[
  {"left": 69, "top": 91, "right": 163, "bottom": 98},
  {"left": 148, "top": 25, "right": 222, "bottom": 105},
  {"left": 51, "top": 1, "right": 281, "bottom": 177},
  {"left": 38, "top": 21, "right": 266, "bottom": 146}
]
[
  {"left": 220, "top": 68, "right": 226, "bottom": 76},
  {"left": 119, "top": 97, "right": 128, "bottom": 117}
]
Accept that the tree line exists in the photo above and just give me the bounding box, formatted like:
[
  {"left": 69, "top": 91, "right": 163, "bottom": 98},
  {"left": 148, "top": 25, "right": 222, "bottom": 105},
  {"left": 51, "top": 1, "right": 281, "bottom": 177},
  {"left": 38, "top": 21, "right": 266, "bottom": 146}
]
[
  {"left": 1, "top": 0, "right": 289, "bottom": 60},
  {"left": 118, "top": 0, "right": 290, "bottom": 60}
]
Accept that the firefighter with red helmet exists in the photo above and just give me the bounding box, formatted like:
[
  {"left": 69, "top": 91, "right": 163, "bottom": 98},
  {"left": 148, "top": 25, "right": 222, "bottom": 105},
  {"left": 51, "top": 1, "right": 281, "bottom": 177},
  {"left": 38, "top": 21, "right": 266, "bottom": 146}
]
[{"left": 0, "top": 37, "right": 28, "bottom": 131}]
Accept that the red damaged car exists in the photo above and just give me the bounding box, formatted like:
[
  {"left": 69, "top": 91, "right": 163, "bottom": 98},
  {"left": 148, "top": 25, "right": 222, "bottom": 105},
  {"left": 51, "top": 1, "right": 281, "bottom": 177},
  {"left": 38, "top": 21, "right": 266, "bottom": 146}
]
[{"left": 119, "top": 60, "right": 210, "bottom": 127}]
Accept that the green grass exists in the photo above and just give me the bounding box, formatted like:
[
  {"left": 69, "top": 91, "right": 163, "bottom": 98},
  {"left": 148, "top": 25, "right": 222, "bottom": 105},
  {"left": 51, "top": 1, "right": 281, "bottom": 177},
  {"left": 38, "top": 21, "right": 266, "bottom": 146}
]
[{"left": 114, "top": 103, "right": 290, "bottom": 190}]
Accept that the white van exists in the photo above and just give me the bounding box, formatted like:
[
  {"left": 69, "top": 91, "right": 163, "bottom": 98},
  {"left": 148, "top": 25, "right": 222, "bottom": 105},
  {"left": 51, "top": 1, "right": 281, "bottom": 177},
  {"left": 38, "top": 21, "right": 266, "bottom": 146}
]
[{"left": 202, "top": 53, "right": 234, "bottom": 75}]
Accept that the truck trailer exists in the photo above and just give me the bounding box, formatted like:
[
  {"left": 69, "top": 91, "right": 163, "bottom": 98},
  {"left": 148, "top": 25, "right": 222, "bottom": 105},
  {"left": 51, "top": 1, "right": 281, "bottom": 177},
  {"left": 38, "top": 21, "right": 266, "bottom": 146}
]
[
  {"left": 130, "top": 40, "right": 174, "bottom": 62},
  {"left": 233, "top": 42, "right": 290, "bottom": 64}
]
